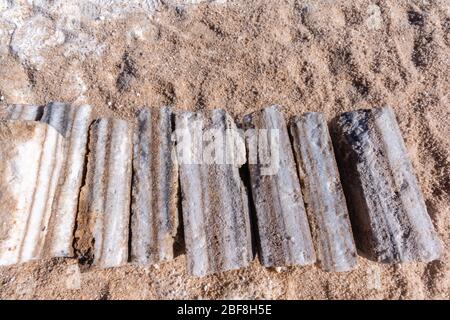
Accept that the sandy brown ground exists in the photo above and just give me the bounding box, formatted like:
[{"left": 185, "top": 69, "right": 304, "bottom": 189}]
[{"left": 0, "top": 0, "right": 449, "bottom": 299}]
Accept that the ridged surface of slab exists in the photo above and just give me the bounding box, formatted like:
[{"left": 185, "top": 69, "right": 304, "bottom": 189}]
[
  {"left": 75, "top": 118, "right": 132, "bottom": 268},
  {"left": 332, "top": 106, "right": 442, "bottom": 263},
  {"left": 0, "top": 121, "right": 64, "bottom": 266},
  {"left": 131, "top": 107, "right": 179, "bottom": 265},
  {"left": 243, "top": 106, "right": 316, "bottom": 267},
  {"left": 290, "top": 112, "right": 357, "bottom": 272},
  {"left": 42, "top": 103, "right": 92, "bottom": 257},
  {"left": 176, "top": 109, "right": 253, "bottom": 277}
]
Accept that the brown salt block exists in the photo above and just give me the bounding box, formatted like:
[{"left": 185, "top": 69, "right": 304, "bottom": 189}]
[
  {"left": 175, "top": 109, "right": 253, "bottom": 277},
  {"left": 75, "top": 118, "right": 133, "bottom": 268},
  {"left": 243, "top": 105, "right": 316, "bottom": 268},
  {"left": 42, "top": 102, "right": 92, "bottom": 258},
  {"left": 131, "top": 107, "right": 179, "bottom": 265},
  {"left": 0, "top": 104, "right": 44, "bottom": 120},
  {"left": 331, "top": 106, "right": 443, "bottom": 263},
  {"left": 0, "top": 121, "right": 64, "bottom": 266},
  {"left": 290, "top": 112, "right": 357, "bottom": 272}
]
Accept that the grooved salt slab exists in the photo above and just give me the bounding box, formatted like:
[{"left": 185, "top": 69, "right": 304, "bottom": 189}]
[
  {"left": 331, "top": 106, "right": 443, "bottom": 263},
  {"left": 176, "top": 109, "right": 253, "bottom": 277},
  {"left": 0, "top": 121, "right": 64, "bottom": 266},
  {"left": 290, "top": 112, "right": 357, "bottom": 272},
  {"left": 131, "top": 107, "right": 179, "bottom": 265},
  {"left": 0, "top": 104, "right": 43, "bottom": 120},
  {"left": 243, "top": 106, "right": 316, "bottom": 267},
  {"left": 42, "top": 102, "right": 92, "bottom": 257},
  {"left": 75, "top": 118, "right": 133, "bottom": 268}
]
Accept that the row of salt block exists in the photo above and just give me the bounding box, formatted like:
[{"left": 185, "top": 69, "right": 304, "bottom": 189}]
[{"left": 0, "top": 103, "right": 442, "bottom": 277}]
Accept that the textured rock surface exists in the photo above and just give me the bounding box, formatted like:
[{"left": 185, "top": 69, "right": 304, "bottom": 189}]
[
  {"left": 290, "top": 112, "right": 357, "bottom": 272},
  {"left": 243, "top": 106, "right": 316, "bottom": 267},
  {"left": 176, "top": 109, "right": 253, "bottom": 277},
  {"left": 75, "top": 118, "right": 133, "bottom": 268},
  {"left": 131, "top": 107, "right": 179, "bottom": 265},
  {"left": 332, "top": 106, "right": 443, "bottom": 263},
  {"left": 0, "top": 0, "right": 449, "bottom": 301},
  {"left": 0, "top": 121, "right": 64, "bottom": 266},
  {"left": 0, "top": 104, "right": 43, "bottom": 121},
  {"left": 42, "top": 102, "right": 92, "bottom": 257}
]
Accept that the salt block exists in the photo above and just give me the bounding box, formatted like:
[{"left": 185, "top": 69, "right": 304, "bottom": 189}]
[
  {"left": 42, "top": 102, "right": 92, "bottom": 257},
  {"left": 176, "top": 109, "right": 253, "bottom": 277},
  {"left": 0, "top": 102, "right": 92, "bottom": 258},
  {"left": 0, "top": 121, "right": 64, "bottom": 266},
  {"left": 243, "top": 106, "right": 316, "bottom": 267},
  {"left": 331, "top": 106, "right": 443, "bottom": 263},
  {"left": 75, "top": 118, "right": 133, "bottom": 268},
  {"left": 131, "top": 107, "right": 179, "bottom": 265},
  {"left": 290, "top": 112, "right": 357, "bottom": 272}
]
